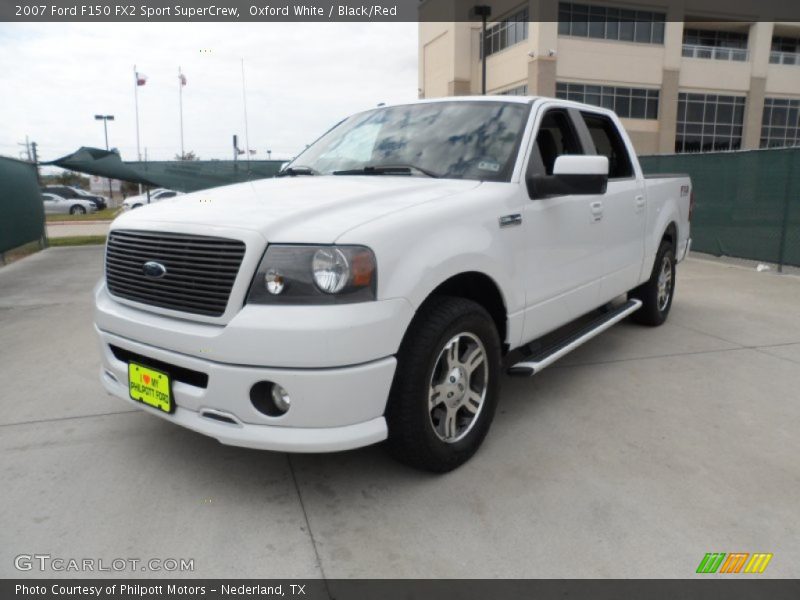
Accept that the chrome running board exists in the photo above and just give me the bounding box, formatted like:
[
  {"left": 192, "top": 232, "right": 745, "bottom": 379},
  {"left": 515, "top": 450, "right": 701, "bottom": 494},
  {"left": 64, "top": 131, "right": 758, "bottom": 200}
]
[{"left": 507, "top": 299, "right": 642, "bottom": 377}]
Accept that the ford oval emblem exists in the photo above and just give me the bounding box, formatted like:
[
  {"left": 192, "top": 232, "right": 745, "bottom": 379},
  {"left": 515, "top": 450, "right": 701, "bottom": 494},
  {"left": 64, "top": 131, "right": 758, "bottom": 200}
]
[{"left": 142, "top": 261, "right": 167, "bottom": 279}]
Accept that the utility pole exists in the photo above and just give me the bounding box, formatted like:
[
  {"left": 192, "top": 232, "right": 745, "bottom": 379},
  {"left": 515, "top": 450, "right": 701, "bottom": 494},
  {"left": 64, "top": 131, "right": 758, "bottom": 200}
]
[
  {"left": 30, "top": 142, "right": 48, "bottom": 248},
  {"left": 95, "top": 114, "right": 115, "bottom": 203},
  {"left": 241, "top": 58, "right": 251, "bottom": 165},
  {"left": 472, "top": 5, "right": 492, "bottom": 95},
  {"left": 134, "top": 65, "right": 143, "bottom": 194},
  {"left": 17, "top": 136, "right": 32, "bottom": 161},
  {"left": 144, "top": 147, "right": 151, "bottom": 204},
  {"left": 30, "top": 142, "right": 41, "bottom": 185},
  {"left": 178, "top": 67, "right": 186, "bottom": 159}
]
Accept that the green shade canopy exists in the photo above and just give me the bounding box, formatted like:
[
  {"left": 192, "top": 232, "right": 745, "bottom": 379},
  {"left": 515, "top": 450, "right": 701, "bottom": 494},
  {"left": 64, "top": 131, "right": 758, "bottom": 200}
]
[{"left": 45, "top": 147, "right": 285, "bottom": 193}]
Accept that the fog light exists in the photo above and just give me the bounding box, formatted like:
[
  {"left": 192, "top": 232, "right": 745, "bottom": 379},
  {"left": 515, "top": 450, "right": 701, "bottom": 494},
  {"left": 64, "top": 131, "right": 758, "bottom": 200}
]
[
  {"left": 250, "top": 381, "right": 291, "bottom": 417},
  {"left": 271, "top": 384, "right": 291, "bottom": 413}
]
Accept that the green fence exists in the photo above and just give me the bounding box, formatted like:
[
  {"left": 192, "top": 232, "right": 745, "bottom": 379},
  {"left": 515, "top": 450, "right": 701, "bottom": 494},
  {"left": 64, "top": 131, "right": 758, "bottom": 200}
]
[
  {"left": 0, "top": 156, "right": 45, "bottom": 255},
  {"left": 639, "top": 148, "right": 800, "bottom": 268}
]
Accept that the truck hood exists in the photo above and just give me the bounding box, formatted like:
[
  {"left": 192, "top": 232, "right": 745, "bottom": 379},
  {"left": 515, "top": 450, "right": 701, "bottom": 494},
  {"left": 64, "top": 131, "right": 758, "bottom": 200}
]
[{"left": 112, "top": 176, "right": 482, "bottom": 243}]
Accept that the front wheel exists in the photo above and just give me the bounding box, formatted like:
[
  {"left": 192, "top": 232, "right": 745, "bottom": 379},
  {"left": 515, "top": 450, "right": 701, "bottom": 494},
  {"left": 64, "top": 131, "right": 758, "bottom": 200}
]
[
  {"left": 630, "top": 240, "right": 676, "bottom": 326},
  {"left": 385, "top": 296, "right": 501, "bottom": 472},
  {"left": 69, "top": 205, "right": 86, "bottom": 215}
]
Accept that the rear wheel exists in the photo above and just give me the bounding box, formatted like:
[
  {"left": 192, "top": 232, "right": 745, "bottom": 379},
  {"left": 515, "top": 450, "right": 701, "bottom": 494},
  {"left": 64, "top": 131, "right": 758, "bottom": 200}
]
[
  {"left": 386, "top": 296, "right": 501, "bottom": 472},
  {"left": 630, "top": 240, "right": 675, "bottom": 326},
  {"left": 69, "top": 205, "right": 86, "bottom": 215}
]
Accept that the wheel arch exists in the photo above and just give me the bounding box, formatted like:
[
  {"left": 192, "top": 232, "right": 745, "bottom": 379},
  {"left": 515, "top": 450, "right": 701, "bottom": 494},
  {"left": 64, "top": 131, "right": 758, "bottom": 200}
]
[
  {"left": 418, "top": 271, "right": 509, "bottom": 352},
  {"left": 661, "top": 221, "right": 678, "bottom": 247}
]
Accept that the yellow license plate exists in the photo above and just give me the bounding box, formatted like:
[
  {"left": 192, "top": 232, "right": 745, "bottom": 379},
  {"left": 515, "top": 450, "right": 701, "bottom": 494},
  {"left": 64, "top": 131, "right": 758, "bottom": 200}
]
[{"left": 128, "top": 362, "right": 173, "bottom": 413}]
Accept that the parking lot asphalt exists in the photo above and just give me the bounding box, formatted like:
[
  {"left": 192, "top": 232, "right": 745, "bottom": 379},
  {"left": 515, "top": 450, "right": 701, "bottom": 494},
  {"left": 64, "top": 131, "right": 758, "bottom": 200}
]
[{"left": 1, "top": 246, "right": 798, "bottom": 579}]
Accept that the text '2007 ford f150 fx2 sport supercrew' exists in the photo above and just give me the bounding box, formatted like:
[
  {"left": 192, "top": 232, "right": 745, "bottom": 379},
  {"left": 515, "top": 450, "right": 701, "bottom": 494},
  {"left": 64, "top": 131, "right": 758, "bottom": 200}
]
[{"left": 95, "top": 96, "right": 692, "bottom": 472}]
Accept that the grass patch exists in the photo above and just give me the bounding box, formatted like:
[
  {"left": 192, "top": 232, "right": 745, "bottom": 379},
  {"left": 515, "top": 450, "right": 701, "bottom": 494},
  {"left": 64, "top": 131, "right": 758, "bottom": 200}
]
[
  {"left": 46, "top": 207, "right": 120, "bottom": 222},
  {"left": 48, "top": 235, "right": 107, "bottom": 247}
]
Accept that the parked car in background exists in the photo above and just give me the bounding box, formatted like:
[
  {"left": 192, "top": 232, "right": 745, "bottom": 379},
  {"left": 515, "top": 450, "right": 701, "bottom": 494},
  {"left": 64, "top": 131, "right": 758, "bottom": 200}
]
[
  {"left": 42, "top": 192, "right": 97, "bottom": 215},
  {"left": 74, "top": 188, "right": 109, "bottom": 210},
  {"left": 122, "top": 188, "right": 181, "bottom": 211},
  {"left": 42, "top": 185, "right": 107, "bottom": 210}
]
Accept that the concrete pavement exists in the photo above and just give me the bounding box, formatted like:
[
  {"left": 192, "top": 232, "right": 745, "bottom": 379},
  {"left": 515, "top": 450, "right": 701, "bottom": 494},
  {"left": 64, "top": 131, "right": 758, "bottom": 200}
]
[{"left": 1, "top": 247, "right": 798, "bottom": 578}]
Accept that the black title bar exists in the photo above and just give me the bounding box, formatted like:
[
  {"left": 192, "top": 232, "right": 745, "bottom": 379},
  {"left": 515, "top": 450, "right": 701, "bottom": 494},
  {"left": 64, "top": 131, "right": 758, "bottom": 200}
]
[
  {"left": 3, "top": 0, "right": 800, "bottom": 22},
  {"left": 4, "top": 579, "right": 800, "bottom": 600}
]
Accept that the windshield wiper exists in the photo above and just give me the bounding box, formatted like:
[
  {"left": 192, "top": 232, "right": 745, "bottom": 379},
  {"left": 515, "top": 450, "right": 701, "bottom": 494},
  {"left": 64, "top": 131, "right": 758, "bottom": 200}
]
[
  {"left": 276, "top": 165, "right": 318, "bottom": 177},
  {"left": 332, "top": 164, "right": 441, "bottom": 178}
]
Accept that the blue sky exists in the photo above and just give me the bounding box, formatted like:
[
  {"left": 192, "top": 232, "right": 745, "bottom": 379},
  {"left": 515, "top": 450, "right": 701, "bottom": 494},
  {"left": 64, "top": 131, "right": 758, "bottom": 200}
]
[{"left": 0, "top": 22, "right": 418, "bottom": 163}]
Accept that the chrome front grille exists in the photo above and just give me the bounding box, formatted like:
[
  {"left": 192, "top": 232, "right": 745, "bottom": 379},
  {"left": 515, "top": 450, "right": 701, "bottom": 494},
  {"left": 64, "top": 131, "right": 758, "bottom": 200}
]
[{"left": 105, "top": 230, "right": 246, "bottom": 317}]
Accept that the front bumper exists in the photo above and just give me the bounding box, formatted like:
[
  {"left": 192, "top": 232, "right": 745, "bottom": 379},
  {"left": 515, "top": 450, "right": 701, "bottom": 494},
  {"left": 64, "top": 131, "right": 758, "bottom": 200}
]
[{"left": 96, "top": 326, "right": 396, "bottom": 453}]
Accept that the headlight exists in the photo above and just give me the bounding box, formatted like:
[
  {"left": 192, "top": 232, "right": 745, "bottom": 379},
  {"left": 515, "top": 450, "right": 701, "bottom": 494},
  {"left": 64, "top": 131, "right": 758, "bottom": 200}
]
[
  {"left": 312, "top": 248, "right": 349, "bottom": 294},
  {"left": 246, "top": 245, "right": 377, "bottom": 305}
]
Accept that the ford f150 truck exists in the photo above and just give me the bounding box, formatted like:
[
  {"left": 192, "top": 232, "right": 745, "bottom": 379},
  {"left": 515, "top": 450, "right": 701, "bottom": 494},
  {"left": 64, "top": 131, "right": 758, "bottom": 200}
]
[{"left": 95, "top": 96, "right": 692, "bottom": 472}]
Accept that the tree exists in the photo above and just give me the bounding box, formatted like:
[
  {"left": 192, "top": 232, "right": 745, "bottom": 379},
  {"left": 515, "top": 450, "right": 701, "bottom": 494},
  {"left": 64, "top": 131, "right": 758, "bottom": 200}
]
[{"left": 42, "top": 171, "right": 90, "bottom": 189}]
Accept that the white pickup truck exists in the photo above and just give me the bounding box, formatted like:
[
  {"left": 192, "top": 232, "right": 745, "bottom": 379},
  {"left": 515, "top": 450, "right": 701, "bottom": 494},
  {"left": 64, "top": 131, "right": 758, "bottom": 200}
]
[{"left": 95, "top": 96, "right": 692, "bottom": 472}]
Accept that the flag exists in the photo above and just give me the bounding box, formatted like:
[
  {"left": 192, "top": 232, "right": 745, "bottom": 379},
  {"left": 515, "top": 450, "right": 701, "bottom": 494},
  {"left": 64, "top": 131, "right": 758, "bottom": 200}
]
[
  {"left": 136, "top": 72, "right": 147, "bottom": 86},
  {"left": 179, "top": 73, "right": 187, "bottom": 86}
]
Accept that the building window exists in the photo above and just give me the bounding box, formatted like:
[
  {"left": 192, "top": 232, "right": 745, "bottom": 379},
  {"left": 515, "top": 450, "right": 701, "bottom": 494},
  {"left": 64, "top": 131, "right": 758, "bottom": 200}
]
[
  {"left": 770, "top": 36, "right": 800, "bottom": 65},
  {"left": 480, "top": 6, "right": 529, "bottom": 59},
  {"left": 556, "top": 82, "right": 659, "bottom": 119},
  {"left": 761, "top": 98, "right": 800, "bottom": 148},
  {"left": 682, "top": 28, "right": 749, "bottom": 61},
  {"left": 498, "top": 84, "right": 528, "bottom": 96},
  {"left": 557, "top": 2, "right": 665, "bottom": 44},
  {"left": 675, "top": 93, "right": 746, "bottom": 153}
]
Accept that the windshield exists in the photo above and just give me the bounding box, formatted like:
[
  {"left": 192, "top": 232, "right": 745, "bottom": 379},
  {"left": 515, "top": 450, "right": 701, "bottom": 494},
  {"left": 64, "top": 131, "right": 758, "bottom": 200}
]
[{"left": 288, "top": 101, "right": 530, "bottom": 181}]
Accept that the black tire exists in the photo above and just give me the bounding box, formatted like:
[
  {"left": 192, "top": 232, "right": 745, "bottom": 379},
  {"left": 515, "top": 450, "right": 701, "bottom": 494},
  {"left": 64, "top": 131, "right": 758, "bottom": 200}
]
[
  {"left": 69, "top": 205, "right": 86, "bottom": 215},
  {"left": 629, "top": 240, "right": 676, "bottom": 326},
  {"left": 385, "top": 296, "right": 501, "bottom": 473}
]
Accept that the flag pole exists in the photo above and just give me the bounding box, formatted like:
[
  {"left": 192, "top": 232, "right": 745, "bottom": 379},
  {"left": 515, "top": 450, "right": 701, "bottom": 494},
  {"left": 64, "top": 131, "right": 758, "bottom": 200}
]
[
  {"left": 178, "top": 66, "right": 185, "bottom": 159},
  {"left": 241, "top": 58, "right": 251, "bottom": 165},
  {"left": 133, "top": 65, "right": 143, "bottom": 194}
]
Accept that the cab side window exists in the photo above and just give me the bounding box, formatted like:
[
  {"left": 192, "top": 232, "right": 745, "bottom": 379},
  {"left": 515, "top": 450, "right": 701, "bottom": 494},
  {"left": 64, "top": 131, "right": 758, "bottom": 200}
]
[
  {"left": 530, "top": 110, "right": 584, "bottom": 177},
  {"left": 581, "top": 112, "right": 633, "bottom": 179}
]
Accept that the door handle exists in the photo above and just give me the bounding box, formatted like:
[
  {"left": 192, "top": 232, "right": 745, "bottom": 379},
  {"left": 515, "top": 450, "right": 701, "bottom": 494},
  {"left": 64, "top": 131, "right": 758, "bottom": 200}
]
[
  {"left": 590, "top": 201, "right": 603, "bottom": 222},
  {"left": 635, "top": 195, "right": 646, "bottom": 212}
]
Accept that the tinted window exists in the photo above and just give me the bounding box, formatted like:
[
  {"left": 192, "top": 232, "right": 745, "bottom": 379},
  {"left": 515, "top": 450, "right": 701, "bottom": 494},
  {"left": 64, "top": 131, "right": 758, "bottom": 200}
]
[
  {"left": 581, "top": 113, "right": 634, "bottom": 178},
  {"left": 532, "top": 110, "right": 583, "bottom": 176}
]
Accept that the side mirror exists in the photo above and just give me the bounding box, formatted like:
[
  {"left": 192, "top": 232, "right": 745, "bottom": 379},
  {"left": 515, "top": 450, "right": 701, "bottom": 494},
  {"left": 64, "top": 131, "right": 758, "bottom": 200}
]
[{"left": 527, "top": 155, "right": 609, "bottom": 199}]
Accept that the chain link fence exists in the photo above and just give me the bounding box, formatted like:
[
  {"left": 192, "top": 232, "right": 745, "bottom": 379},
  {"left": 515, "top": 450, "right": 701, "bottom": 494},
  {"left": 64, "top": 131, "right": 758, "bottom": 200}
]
[{"left": 640, "top": 147, "right": 800, "bottom": 269}]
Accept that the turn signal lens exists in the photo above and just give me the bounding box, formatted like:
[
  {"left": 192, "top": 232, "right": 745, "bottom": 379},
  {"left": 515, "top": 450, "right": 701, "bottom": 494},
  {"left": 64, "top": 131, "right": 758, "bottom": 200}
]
[{"left": 351, "top": 250, "right": 376, "bottom": 287}]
